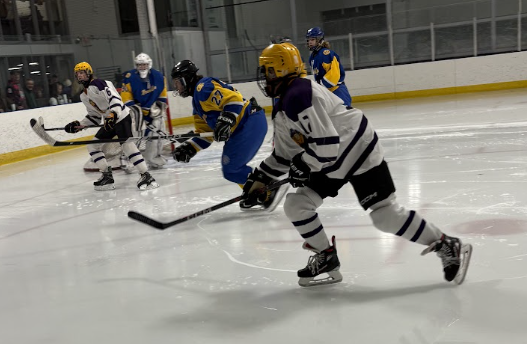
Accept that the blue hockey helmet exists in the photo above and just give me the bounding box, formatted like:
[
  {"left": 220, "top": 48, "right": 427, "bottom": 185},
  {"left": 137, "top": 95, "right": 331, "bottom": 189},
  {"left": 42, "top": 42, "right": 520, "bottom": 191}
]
[{"left": 306, "top": 27, "right": 325, "bottom": 50}]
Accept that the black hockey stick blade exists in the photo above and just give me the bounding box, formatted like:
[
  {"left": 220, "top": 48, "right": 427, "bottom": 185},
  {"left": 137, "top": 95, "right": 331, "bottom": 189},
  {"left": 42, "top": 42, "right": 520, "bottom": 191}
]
[{"left": 128, "top": 179, "right": 290, "bottom": 230}]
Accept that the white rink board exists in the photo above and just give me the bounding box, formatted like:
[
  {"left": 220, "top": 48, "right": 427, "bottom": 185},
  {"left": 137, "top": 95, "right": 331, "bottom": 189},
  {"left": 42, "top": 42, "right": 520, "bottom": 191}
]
[{"left": 4, "top": 50, "right": 527, "bottom": 155}]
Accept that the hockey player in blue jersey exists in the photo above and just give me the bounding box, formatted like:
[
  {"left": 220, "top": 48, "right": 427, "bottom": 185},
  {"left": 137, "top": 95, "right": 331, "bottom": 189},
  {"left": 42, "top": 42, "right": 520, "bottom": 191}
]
[
  {"left": 306, "top": 27, "right": 352, "bottom": 108},
  {"left": 121, "top": 53, "right": 168, "bottom": 168},
  {"left": 243, "top": 42, "right": 472, "bottom": 287},
  {"left": 171, "top": 60, "right": 287, "bottom": 211}
]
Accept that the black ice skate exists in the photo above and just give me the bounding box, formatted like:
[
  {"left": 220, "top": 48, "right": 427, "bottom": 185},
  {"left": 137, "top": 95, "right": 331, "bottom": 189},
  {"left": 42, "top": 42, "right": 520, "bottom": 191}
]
[
  {"left": 94, "top": 166, "right": 115, "bottom": 191},
  {"left": 239, "top": 182, "right": 290, "bottom": 213},
  {"left": 421, "top": 234, "right": 473, "bottom": 285},
  {"left": 137, "top": 172, "right": 159, "bottom": 190},
  {"left": 297, "top": 235, "right": 343, "bottom": 287}
]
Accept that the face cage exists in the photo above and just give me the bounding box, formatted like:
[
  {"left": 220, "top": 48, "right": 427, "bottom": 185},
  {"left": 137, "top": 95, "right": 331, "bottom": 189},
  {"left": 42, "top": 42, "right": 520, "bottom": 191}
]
[
  {"left": 256, "top": 66, "right": 269, "bottom": 97},
  {"left": 172, "top": 76, "right": 189, "bottom": 97},
  {"left": 306, "top": 36, "right": 323, "bottom": 51},
  {"left": 136, "top": 64, "right": 150, "bottom": 78}
]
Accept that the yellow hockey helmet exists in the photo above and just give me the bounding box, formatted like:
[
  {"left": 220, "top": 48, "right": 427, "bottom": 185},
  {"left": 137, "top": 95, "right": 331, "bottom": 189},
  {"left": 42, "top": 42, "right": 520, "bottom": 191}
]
[
  {"left": 74, "top": 62, "right": 94, "bottom": 88},
  {"left": 74, "top": 62, "right": 93, "bottom": 76},
  {"left": 257, "top": 43, "right": 303, "bottom": 97}
]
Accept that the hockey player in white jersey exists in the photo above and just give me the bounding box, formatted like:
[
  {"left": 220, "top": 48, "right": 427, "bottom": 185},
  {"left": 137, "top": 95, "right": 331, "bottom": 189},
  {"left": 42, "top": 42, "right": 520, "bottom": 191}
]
[
  {"left": 64, "top": 62, "right": 159, "bottom": 191},
  {"left": 244, "top": 43, "right": 472, "bottom": 287}
]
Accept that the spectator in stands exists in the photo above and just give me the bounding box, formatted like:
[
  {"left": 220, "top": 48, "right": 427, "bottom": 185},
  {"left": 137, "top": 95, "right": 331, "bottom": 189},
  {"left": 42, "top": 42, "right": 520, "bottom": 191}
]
[
  {"left": 62, "top": 79, "right": 72, "bottom": 102},
  {"left": 48, "top": 74, "right": 59, "bottom": 91},
  {"left": 24, "top": 78, "right": 38, "bottom": 109},
  {"left": 6, "top": 70, "right": 27, "bottom": 110},
  {"left": 49, "top": 82, "right": 66, "bottom": 105}
]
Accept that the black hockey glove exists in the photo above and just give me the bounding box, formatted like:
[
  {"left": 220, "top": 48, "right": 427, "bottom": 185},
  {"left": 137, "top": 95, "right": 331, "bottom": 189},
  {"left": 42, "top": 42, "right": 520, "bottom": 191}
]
[
  {"left": 289, "top": 153, "right": 311, "bottom": 188},
  {"left": 104, "top": 111, "right": 118, "bottom": 131},
  {"left": 213, "top": 111, "right": 236, "bottom": 142},
  {"left": 172, "top": 141, "right": 197, "bottom": 163},
  {"left": 64, "top": 120, "right": 81, "bottom": 133},
  {"left": 242, "top": 168, "right": 273, "bottom": 205}
]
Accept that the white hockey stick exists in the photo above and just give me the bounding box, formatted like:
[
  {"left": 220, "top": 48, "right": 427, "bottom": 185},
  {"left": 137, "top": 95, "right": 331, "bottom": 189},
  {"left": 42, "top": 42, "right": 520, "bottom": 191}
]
[{"left": 30, "top": 117, "right": 212, "bottom": 147}]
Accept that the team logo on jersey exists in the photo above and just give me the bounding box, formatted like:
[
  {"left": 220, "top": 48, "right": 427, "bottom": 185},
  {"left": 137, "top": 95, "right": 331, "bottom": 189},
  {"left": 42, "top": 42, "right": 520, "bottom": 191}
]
[
  {"left": 323, "top": 50, "right": 330, "bottom": 55},
  {"left": 141, "top": 86, "right": 157, "bottom": 96},
  {"left": 196, "top": 83, "right": 204, "bottom": 92},
  {"left": 125, "top": 72, "right": 131, "bottom": 78},
  {"left": 313, "top": 68, "right": 319, "bottom": 75},
  {"left": 290, "top": 129, "right": 307, "bottom": 148}
]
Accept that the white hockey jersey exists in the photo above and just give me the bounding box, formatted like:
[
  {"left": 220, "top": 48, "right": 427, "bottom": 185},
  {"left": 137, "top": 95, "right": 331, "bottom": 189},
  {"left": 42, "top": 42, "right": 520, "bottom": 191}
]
[
  {"left": 79, "top": 79, "right": 130, "bottom": 127},
  {"left": 259, "top": 78, "right": 384, "bottom": 180}
]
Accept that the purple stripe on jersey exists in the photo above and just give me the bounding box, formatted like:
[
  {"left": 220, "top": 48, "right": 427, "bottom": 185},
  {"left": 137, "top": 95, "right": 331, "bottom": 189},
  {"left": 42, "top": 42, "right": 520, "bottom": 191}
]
[
  {"left": 272, "top": 150, "right": 290, "bottom": 167},
  {"left": 109, "top": 103, "right": 125, "bottom": 110},
  {"left": 133, "top": 159, "right": 145, "bottom": 166},
  {"left": 260, "top": 161, "right": 285, "bottom": 178},
  {"left": 322, "top": 115, "right": 368, "bottom": 174},
  {"left": 304, "top": 145, "right": 337, "bottom": 163},
  {"left": 347, "top": 132, "right": 378, "bottom": 176},
  {"left": 281, "top": 78, "right": 312, "bottom": 122},
  {"left": 307, "top": 136, "right": 340, "bottom": 145},
  {"left": 89, "top": 151, "right": 102, "bottom": 155},
  {"left": 90, "top": 79, "right": 107, "bottom": 91},
  {"left": 109, "top": 95, "right": 122, "bottom": 102}
]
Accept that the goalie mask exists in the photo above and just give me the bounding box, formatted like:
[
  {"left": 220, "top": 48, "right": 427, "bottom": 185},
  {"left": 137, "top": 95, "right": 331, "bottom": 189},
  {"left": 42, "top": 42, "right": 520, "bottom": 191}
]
[
  {"left": 171, "top": 60, "right": 199, "bottom": 98},
  {"left": 135, "top": 53, "right": 153, "bottom": 78},
  {"left": 257, "top": 43, "right": 303, "bottom": 98},
  {"left": 74, "top": 61, "right": 94, "bottom": 88}
]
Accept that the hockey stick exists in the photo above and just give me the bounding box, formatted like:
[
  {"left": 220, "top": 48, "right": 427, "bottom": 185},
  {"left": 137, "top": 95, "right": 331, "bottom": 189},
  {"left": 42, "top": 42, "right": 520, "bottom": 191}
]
[
  {"left": 30, "top": 117, "right": 212, "bottom": 147},
  {"left": 43, "top": 125, "right": 102, "bottom": 131},
  {"left": 127, "top": 179, "right": 290, "bottom": 230}
]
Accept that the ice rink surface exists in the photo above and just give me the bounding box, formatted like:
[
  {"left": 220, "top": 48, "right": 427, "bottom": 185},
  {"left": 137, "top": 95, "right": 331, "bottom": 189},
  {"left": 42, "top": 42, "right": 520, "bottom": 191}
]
[{"left": 1, "top": 89, "right": 527, "bottom": 344}]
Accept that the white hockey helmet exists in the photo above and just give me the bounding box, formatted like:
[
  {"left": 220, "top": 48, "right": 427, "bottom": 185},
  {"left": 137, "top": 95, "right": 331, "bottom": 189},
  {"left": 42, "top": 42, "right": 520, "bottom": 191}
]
[{"left": 135, "top": 53, "right": 152, "bottom": 78}]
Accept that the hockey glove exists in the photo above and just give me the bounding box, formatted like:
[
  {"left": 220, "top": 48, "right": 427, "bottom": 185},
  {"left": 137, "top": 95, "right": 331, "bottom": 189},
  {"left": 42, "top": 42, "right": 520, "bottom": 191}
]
[
  {"left": 172, "top": 141, "right": 197, "bottom": 163},
  {"left": 104, "top": 112, "right": 118, "bottom": 131},
  {"left": 242, "top": 168, "right": 273, "bottom": 205},
  {"left": 213, "top": 111, "right": 236, "bottom": 142},
  {"left": 289, "top": 153, "right": 311, "bottom": 188},
  {"left": 65, "top": 120, "right": 81, "bottom": 133}
]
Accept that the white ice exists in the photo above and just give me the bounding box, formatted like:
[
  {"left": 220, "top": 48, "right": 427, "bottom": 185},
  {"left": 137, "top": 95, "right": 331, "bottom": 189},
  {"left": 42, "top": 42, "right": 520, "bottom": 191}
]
[{"left": 1, "top": 89, "right": 527, "bottom": 344}]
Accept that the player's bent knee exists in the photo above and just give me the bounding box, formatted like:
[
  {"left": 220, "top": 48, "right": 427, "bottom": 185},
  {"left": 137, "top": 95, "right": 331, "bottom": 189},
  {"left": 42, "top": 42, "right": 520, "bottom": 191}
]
[
  {"left": 369, "top": 201, "right": 404, "bottom": 233},
  {"left": 284, "top": 188, "right": 323, "bottom": 220}
]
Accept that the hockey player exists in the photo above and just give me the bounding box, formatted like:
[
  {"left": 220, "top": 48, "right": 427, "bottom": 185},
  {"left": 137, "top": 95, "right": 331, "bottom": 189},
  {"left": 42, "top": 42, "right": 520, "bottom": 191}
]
[
  {"left": 121, "top": 53, "right": 169, "bottom": 168},
  {"left": 243, "top": 43, "right": 472, "bottom": 287},
  {"left": 306, "top": 26, "right": 352, "bottom": 108},
  {"left": 171, "top": 60, "right": 287, "bottom": 211},
  {"left": 64, "top": 62, "right": 159, "bottom": 191}
]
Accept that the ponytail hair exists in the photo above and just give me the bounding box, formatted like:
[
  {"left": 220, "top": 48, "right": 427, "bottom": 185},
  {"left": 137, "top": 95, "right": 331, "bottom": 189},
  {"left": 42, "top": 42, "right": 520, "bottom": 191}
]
[{"left": 322, "top": 41, "right": 330, "bottom": 49}]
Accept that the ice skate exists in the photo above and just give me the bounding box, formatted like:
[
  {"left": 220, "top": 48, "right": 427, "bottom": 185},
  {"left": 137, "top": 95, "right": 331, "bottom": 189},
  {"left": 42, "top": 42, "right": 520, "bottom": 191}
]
[
  {"left": 146, "top": 155, "right": 167, "bottom": 169},
  {"left": 137, "top": 172, "right": 159, "bottom": 190},
  {"left": 240, "top": 182, "right": 290, "bottom": 212},
  {"left": 298, "top": 235, "right": 343, "bottom": 287},
  {"left": 421, "top": 234, "right": 472, "bottom": 285},
  {"left": 94, "top": 166, "right": 115, "bottom": 191}
]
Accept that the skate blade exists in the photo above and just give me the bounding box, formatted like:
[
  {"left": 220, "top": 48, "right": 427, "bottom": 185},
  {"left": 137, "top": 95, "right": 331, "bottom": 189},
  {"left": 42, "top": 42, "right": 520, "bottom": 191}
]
[
  {"left": 138, "top": 182, "right": 160, "bottom": 190},
  {"left": 94, "top": 184, "right": 116, "bottom": 191},
  {"left": 454, "top": 244, "right": 473, "bottom": 285},
  {"left": 298, "top": 270, "right": 343, "bottom": 288}
]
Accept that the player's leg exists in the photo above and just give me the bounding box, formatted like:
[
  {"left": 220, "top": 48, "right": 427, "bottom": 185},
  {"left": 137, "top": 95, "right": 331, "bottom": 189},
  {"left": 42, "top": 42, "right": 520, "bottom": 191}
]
[
  {"left": 90, "top": 128, "right": 116, "bottom": 190},
  {"left": 115, "top": 116, "right": 159, "bottom": 190},
  {"left": 333, "top": 84, "right": 352, "bottom": 108},
  {"left": 284, "top": 177, "right": 348, "bottom": 287},
  {"left": 351, "top": 160, "right": 472, "bottom": 284},
  {"left": 221, "top": 110, "right": 268, "bottom": 184}
]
